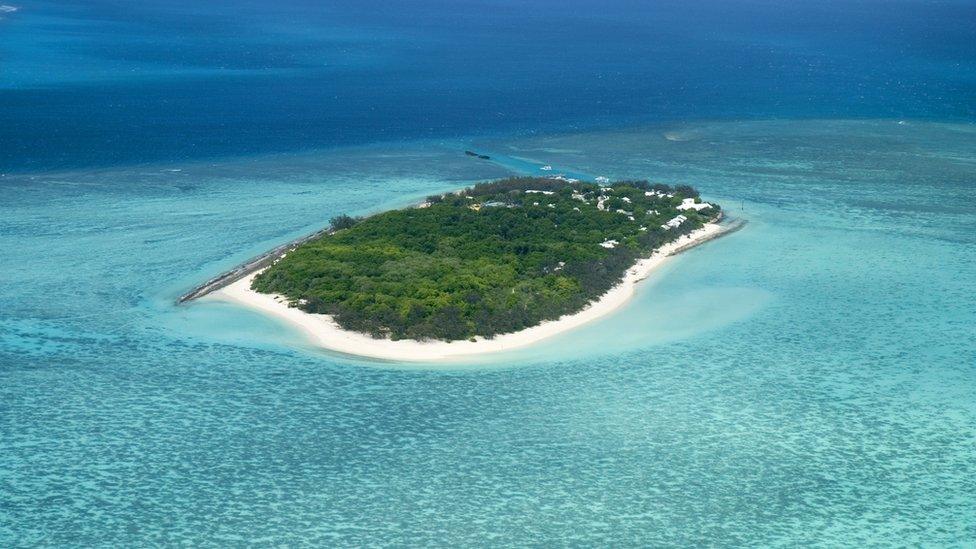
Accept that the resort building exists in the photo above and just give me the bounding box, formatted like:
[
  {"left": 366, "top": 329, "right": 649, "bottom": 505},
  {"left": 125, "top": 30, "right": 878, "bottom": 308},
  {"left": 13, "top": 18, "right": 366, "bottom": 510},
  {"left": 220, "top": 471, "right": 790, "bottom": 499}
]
[
  {"left": 676, "top": 198, "right": 713, "bottom": 211},
  {"left": 661, "top": 214, "right": 688, "bottom": 230},
  {"left": 645, "top": 190, "right": 675, "bottom": 198}
]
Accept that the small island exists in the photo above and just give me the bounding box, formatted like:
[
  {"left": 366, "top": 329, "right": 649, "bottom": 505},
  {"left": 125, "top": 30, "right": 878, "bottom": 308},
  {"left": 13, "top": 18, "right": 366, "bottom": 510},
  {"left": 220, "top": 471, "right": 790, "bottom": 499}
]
[{"left": 207, "top": 176, "right": 731, "bottom": 359}]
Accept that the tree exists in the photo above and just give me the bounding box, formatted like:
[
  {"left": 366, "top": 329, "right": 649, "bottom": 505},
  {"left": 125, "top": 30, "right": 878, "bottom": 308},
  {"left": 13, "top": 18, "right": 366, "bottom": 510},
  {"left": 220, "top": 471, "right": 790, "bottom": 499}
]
[
  {"left": 252, "top": 176, "right": 720, "bottom": 342},
  {"left": 330, "top": 214, "right": 361, "bottom": 231}
]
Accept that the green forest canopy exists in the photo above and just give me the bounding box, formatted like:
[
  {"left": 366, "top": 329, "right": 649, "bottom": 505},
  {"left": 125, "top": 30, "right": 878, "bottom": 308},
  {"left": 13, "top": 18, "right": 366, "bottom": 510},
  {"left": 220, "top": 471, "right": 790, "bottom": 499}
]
[{"left": 252, "top": 177, "right": 720, "bottom": 341}]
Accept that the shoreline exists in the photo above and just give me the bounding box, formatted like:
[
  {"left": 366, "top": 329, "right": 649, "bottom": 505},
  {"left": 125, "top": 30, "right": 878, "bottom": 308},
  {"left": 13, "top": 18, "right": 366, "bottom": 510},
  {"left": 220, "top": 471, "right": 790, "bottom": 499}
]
[{"left": 205, "top": 220, "right": 738, "bottom": 362}]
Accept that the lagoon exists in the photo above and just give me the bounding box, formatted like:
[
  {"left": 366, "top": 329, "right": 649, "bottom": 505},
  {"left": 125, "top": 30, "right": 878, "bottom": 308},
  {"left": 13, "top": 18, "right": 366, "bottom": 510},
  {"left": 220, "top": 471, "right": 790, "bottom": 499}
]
[{"left": 2, "top": 119, "right": 974, "bottom": 545}]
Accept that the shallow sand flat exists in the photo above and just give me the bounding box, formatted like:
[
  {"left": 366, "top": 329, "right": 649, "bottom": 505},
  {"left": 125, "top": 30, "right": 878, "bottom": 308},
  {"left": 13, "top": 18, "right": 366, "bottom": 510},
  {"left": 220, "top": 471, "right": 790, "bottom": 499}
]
[{"left": 208, "top": 223, "right": 725, "bottom": 362}]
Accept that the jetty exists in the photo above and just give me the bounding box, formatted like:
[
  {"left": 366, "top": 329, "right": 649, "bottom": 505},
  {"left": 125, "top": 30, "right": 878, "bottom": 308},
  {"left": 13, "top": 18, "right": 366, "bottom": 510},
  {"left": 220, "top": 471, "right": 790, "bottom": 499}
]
[
  {"left": 670, "top": 214, "right": 746, "bottom": 255},
  {"left": 178, "top": 226, "right": 331, "bottom": 303}
]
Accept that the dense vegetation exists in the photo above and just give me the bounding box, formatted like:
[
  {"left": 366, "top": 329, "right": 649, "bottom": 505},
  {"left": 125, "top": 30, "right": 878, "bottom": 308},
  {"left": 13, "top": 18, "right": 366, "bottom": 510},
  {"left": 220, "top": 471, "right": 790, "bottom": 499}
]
[{"left": 252, "top": 177, "right": 720, "bottom": 341}]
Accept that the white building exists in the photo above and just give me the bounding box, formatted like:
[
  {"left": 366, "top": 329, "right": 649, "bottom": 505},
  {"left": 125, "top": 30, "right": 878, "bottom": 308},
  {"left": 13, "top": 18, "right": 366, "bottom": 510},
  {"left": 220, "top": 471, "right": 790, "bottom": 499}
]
[
  {"left": 676, "top": 198, "right": 712, "bottom": 211},
  {"left": 661, "top": 214, "right": 688, "bottom": 230},
  {"left": 644, "top": 190, "right": 675, "bottom": 198}
]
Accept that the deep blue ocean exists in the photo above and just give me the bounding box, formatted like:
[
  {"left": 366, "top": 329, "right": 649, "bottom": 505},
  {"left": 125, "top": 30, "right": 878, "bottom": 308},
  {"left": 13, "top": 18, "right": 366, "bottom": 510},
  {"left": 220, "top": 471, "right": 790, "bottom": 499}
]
[
  {"left": 2, "top": 1, "right": 975, "bottom": 546},
  {"left": 3, "top": 0, "right": 976, "bottom": 172}
]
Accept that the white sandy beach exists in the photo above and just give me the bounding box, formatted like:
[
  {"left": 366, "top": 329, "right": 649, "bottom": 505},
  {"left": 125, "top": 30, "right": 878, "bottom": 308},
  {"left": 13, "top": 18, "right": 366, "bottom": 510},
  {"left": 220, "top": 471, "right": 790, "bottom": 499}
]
[{"left": 207, "top": 222, "right": 725, "bottom": 362}]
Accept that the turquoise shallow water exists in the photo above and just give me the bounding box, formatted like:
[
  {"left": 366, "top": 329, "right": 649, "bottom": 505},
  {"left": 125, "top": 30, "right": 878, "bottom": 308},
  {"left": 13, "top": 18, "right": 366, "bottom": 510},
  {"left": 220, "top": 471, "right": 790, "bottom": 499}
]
[{"left": 2, "top": 121, "right": 975, "bottom": 545}]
